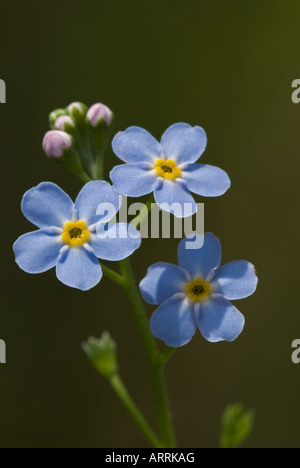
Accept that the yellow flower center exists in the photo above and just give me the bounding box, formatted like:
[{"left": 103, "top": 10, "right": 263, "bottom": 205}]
[
  {"left": 186, "top": 278, "right": 212, "bottom": 302},
  {"left": 62, "top": 221, "right": 90, "bottom": 247},
  {"left": 155, "top": 159, "right": 181, "bottom": 180}
]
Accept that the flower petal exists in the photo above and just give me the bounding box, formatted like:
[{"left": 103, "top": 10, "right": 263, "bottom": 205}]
[
  {"left": 140, "top": 262, "right": 191, "bottom": 305},
  {"left": 110, "top": 164, "right": 158, "bottom": 197},
  {"left": 197, "top": 295, "right": 245, "bottom": 342},
  {"left": 154, "top": 180, "right": 197, "bottom": 218},
  {"left": 13, "top": 228, "right": 62, "bottom": 274},
  {"left": 160, "top": 123, "right": 207, "bottom": 165},
  {"left": 112, "top": 126, "right": 163, "bottom": 164},
  {"left": 75, "top": 181, "right": 121, "bottom": 227},
  {"left": 56, "top": 246, "right": 103, "bottom": 291},
  {"left": 21, "top": 182, "right": 74, "bottom": 229},
  {"left": 182, "top": 164, "right": 231, "bottom": 197},
  {"left": 150, "top": 294, "right": 197, "bottom": 347},
  {"left": 212, "top": 261, "right": 258, "bottom": 300},
  {"left": 178, "top": 232, "right": 221, "bottom": 279},
  {"left": 90, "top": 223, "right": 141, "bottom": 261}
]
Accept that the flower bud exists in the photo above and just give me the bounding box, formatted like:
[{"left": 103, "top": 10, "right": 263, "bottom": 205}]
[
  {"left": 87, "top": 103, "right": 113, "bottom": 127},
  {"left": 82, "top": 332, "right": 118, "bottom": 379},
  {"left": 220, "top": 404, "right": 255, "bottom": 449},
  {"left": 43, "top": 130, "right": 72, "bottom": 158},
  {"left": 49, "top": 109, "right": 67, "bottom": 128},
  {"left": 54, "top": 116, "right": 75, "bottom": 133},
  {"left": 68, "top": 102, "right": 87, "bottom": 122}
]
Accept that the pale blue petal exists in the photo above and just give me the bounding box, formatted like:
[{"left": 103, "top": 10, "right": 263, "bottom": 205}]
[
  {"left": 197, "top": 295, "right": 245, "bottom": 342},
  {"left": 160, "top": 123, "right": 207, "bottom": 165},
  {"left": 178, "top": 233, "right": 221, "bottom": 279},
  {"left": 150, "top": 294, "right": 197, "bottom": 347},
  {"left": 75, "top": 181, "right": 121, "bottom": 226},
  {"left": 112, "top": 126, "right": 163, "bottom": 164},
  {"left": 212, "top": 261, "right": 258, "bottom": 300},
  {"left": 182, "top": 164, "right": 231, "bottom": 197},
  {"left": 13, "top": 228, "right": 62, "bottom": 274},
  {"left": 154, "top": 180, "right": 197, "bottom": 218},
  {"left": 56, "top": 246, "right": 103, "bottom": 291},
  {"left": 21, "top": 182, "right": 74, "bottom": 229},
  {"left": 140, "top": 262, "right": 191, "bottom": 305},
  {"left": 110, "top": 164, "right": 158, "bottom": 197},
  {"left": 90, "top": 223, "right": 141, "bottom": 261}
]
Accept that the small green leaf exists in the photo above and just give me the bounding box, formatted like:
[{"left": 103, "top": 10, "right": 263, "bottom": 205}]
[
  {"left": 220, "top": 403, "right": 255, "bottom": 449},
  {"left": 82, "top": 332, "right": 118, "bottom": 379}
]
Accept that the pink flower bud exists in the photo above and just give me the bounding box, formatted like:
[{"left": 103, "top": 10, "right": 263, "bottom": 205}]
[
  {"left": 87, "top": 103, "right": 113, "bottom": 127},
  {"left": 54, "top": 116, "right": 75, "bottom": 131},
  {"left": 43, "top": 131, "right": 72, "bottom": 158}
]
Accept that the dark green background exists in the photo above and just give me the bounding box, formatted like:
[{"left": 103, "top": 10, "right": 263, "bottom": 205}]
[{"left": 1, "top": 0, "right": 299, "bottom": 448}]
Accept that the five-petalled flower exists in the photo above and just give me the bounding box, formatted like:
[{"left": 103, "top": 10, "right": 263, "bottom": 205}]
[
  {"left": 110, "top": 123, "right": 231, "bottom": 218},
  {"left": 140, "top": 233, "right": 258, "bottom": 347},
  {"left": 13, "top": 181, "right": 141, "bottom": 291}
]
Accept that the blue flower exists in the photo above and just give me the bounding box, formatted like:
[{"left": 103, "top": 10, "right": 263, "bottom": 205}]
[
  {"left": 13, "top": 181, "right": 141, "bottom": 291},
  {"left": 110, "top": 123, "right": 231, "bottom": 218},
  {"left": 140, "top": 233, "right": 258, "bottom": 347}
]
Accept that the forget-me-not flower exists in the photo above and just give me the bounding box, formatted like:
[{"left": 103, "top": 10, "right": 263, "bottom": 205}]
[
  {"left": 13, "top": 181, "right": 141, "bottom": 291},
  {"left": 140, "top": 233, "right": 258, "bottom": 347},
  {"left": 110, "top": 123, "right": 231, "bottom": 218}
]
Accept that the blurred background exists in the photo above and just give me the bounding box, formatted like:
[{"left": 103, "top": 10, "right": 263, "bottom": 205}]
[{"left": 0, "top": 0, "right": 299, "bottom": 448}]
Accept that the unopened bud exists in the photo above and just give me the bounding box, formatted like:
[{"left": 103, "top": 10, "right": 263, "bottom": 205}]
[
  {"left": 82, "top": 332, "right": 118, "bottom": 379},
  {"left": 43, "top": 130, "right": 72, "bottom": 158},
  {"left": 220, "top": 404, "right": 255, "bottom": 449},
  {"left": 49, "top": 109, "right": 67, "bottom": 128},
  {"left": 54, "top": 116, "right": 75, "bottom": 133},
  {"left": 68, "top": 102, "right": 87, "bottom": 122},
  {"left": 87, "top": 103, "right": 113, "bottom": 127}
]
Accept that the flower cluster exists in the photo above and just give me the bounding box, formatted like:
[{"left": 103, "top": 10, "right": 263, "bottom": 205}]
[
  {"left": 43, "top": 101, "right": 114, "bottom": 180},
  {"left": 14, "top": 102, "right": 258, "bottom": 347}
]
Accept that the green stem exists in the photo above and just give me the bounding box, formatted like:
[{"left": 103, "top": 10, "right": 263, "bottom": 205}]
[
  {"left": 131, "top": 193, "right": 155, "bottom": 229},
  {"left": 76, "top": 127, "right": 95, "bottom": 173},
  {"left": 120, "top": 258, "right": 176, "bottom": 448},
  {"left": 101, "top": 263, "right": 127, "bottom": 288},
  {"left": 92, "top": 150, "right": 104, "bottom": 180},
  {"left": 159, "top": 347, "right": 176, "bottom": 367},
  {"left": 77, "top": 170, "right": 92, "bottom": 184},
  {"left": 109, "top": 374, "right": 163, "bottom": 448},
  {"left": 99, "top": 194, "right": 176, "bottom": 447}
]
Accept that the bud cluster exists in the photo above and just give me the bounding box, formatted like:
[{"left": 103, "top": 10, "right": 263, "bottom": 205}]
[{"left": 43, "top": 101, "right": 114, "bottom": 181}]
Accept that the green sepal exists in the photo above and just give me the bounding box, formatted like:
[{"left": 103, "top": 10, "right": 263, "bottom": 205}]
[{"left": 68, "top": 102, "right": 88, "bottom": 127}]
